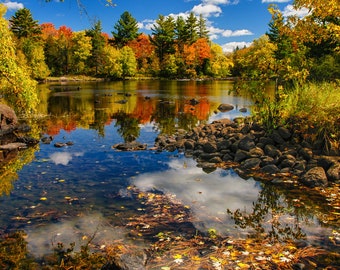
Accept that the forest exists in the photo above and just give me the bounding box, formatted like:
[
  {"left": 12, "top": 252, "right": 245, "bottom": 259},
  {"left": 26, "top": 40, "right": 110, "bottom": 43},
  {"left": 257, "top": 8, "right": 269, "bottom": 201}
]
[{"left": 0, "top": 0, "right": 339, "bottom": 143}]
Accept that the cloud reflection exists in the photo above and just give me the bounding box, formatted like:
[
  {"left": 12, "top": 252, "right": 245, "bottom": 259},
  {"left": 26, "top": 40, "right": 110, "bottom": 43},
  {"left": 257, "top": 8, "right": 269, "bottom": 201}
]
[
  {"left": 26, "top": 213, "right": 130, "bottom": 258},
  {"left": 131, "top": 159, "right": 261, "bottom": 234},
  {"left": 49, "top": 152, "right": 84, "bottom": 165}
]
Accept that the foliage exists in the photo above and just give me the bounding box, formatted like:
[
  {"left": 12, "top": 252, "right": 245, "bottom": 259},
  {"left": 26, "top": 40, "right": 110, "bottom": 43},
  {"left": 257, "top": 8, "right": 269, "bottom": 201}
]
[
  {"left": 0, "top": 4, "right": 38, "bottom": 115},
  {"left": 71, "top": 31, "right": 92, "bottom": 74}
]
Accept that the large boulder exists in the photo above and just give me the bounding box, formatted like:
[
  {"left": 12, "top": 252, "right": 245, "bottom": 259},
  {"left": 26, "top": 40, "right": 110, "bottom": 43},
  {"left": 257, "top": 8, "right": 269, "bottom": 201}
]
[{"left": 0, "top": 104, "right": 18, "bottom": 134}]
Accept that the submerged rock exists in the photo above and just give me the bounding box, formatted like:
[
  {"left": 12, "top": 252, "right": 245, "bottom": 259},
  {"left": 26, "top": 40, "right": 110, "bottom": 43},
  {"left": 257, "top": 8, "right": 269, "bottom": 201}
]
[
  {"left": 113, "top": 141, "right": 147, "bottom": 151},
  {"left": 217, "top": 103, "right": 234, "bottom": 112},
  {"left": 301, "top": 167, "right": 328, "bottom": 187}
]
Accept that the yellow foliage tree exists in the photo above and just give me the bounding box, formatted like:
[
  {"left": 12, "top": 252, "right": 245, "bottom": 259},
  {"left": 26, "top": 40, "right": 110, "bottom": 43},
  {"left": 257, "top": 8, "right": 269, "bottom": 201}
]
[{"left": 0, "top": 4, "right": 38, "bottom": 115}]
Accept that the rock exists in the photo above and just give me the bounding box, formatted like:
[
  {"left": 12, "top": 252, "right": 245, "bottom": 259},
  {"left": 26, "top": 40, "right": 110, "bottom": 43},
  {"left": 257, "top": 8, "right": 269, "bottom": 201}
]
[
  {"left": 279, "top": 154, "right": 296, "bottom": 168},
  {"left": 234, "top": 149, "right": 250, "bottom": 163},
  {"left": 271, "top": 130, "right": 286, "bottom": 144},
  {"left": 261, "top": 164, "right": 280, "bottom": 174},
  {"left": 249, "top": 147, "right": 264, "bottom": 157},
  {"left": 240, "top": 157, "right": 261, "bottom": 170},
  {"left": 0, "top": 104, "right": 18, "bottom": 133},
  {"left": 0, "top": 142, "right": 27, "bottom": 150},
  {"left": 298, "top": 147, "right": 313, "bottom": 161},
  {"left": 202, "top": 141, "right": 217, "bottom": 153},
  {"left": 209, "top": 156, "right": 223, "bottom": 163},
  {"left": 326, "top": 163, "right": 340, "bottom": 182},
  {"left": 41, "top": 136, "right": 53, "bottom": 144},
  {"left": 184, "top": 139, "right": 195, "bottom": 150},
  {"left": 54, "top": 142, "right": 67, "bottom": 148},
  {"left": 113, "top": 141, "right": 147, "bottom": 151},
  {"left": 217, "top": 103, "right": 234, "bottom": 112},
  {"left": 277, "top": 126, "right": 292, "bottom": 140},
  {"left": 264, "top": 144, "right": 281, "bottom": 158},
  {"left": 239, "top": 107, "right": 247, "bottom": 113},
  {"left": 301, "top": 167, "right": 328, "bottom": 187},
  {"left": 238, "top": 135, "right": 256, "bottom": 151}
]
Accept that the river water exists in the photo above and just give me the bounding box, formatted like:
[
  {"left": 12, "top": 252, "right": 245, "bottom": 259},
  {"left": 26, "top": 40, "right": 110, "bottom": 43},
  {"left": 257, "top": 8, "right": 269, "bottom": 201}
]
[{"left": 0, "top": 80, "right": 338, "bottom": 260}]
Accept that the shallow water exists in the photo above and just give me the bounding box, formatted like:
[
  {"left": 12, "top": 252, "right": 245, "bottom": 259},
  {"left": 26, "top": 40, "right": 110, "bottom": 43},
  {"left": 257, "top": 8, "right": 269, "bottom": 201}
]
[{"left": 0, "top": 80, "right": 338, "bottom": 258}]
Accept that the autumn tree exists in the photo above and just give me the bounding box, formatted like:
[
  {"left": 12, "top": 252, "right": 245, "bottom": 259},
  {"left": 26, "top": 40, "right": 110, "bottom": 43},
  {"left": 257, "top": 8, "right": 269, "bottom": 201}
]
[
  {"left": 112, "top": 11, "right": 139, "bottom": 48},
  {"left": 127, "top": 33, "right": 154, "bottom": 74},
  {"left": 71, "top": 31, "right": 92, "bottom": 74},
  {"left": 101, "top": 45, "right": 122, "bottom": 78},
  {"left": 209, "top": 43, "right": 232, "bottom": 78},
  {"left": 119, "top": 46, "right": 137, "bottom": 78},
  {"left": 0, "top": 4, "right": 38, "bottom": 115}
]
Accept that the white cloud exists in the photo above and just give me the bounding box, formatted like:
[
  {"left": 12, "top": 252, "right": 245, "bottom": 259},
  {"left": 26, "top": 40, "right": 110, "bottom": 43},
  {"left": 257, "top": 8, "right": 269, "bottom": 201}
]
[
  {"left": 192, "top": 3, "right": 222, "bottom": 17},
  {"left": 282, "top": 4, "right": 309, "bottom": 17},
  {"left": 222, "top": 41, "right": 252, "bottom": 52},
  {"left": 3, "top": 1, "right": 24, "bottom": 10},
  {"left": 261, "top": 0, "right": 290, "bottom": 3},
  {"left": 222, "top": 29, "right": 253, "bottom": 37}
]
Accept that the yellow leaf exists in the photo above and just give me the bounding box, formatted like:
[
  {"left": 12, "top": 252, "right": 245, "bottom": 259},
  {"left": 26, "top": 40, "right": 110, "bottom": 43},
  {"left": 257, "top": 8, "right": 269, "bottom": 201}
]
[
  {"left": 40, "top": 197, "right": 47, "bottom": 201},
  {"left": 237, "top": 262, "right": 250, "bottom": 268}
]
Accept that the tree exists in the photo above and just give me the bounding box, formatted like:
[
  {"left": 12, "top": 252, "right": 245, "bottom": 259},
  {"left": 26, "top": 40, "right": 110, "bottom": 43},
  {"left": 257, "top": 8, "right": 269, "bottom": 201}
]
[
  {"left": 185, "top": 12, "right": 199, "bottom": 44},
  {"left": 127, "top": 33, "right": 154, "bottom": 74},
  {"left": 71, "top": 31, "right": 92, "bottom": 74},
  {"left": 119, "top": 46, "right": 137, "bottom": 78},
  {"left": 0, "top": 4, "right": 38, "bottom": 115},
  {"left": 20, "top": 39, "right": 50, "bottom": 80},
  {"left": 197, "top": 14, "right": 209, "bottom": 39},
  {"left": 9, "top": 7, "right": 41, "bottom": 39},
  {"left": 86, "top": 20, "right": 106, "bottom": 74},
  {"left": 175, "top": 16, "right": 187, "bottom": 53},
  {"left": 150, "top": 15, "right": 176, "bottom": 64},
  {"left": 209, "top": 43, "right": 232, "bottom": 78},
  {"left": 112, "top": 11, "right": 139, "bottom": 48},
  {"left": 101, "top": 45, "right": 122, "bottom": 78}
]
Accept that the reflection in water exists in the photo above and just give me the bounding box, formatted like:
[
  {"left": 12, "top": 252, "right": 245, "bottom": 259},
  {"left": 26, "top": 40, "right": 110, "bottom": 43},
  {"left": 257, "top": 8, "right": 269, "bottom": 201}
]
[
  {"left": 39, "top": 80, "right": 250, "bottom": 138},
  {"left": 25, "top": 212, "right": 139, "bottom": 258},
  {"left": 49, "top": 151, "right": 84, "bottom": 165},
  {"left": 131, "top": 158, "right": 261, "bottom": 235},
  {"left": 131, "top": 158, "right": 337, "bottom": 249}
]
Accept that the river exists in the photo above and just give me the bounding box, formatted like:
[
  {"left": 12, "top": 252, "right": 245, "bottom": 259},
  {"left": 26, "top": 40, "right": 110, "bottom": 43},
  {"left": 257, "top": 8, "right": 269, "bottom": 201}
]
[{"left": 0, "top": 79, "right": 338, "bottom": 268}]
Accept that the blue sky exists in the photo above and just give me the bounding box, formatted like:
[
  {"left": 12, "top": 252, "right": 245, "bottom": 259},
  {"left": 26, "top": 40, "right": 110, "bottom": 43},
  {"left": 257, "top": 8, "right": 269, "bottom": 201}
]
[{"left": 2, "top": 0, "right": 308, "bottom": 52}]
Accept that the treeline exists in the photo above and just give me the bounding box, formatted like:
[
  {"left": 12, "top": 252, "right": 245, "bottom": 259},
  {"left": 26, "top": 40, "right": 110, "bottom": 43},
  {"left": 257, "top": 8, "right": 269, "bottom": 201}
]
[{"left": 7, "top": 9, "right": 232, "bottom": 80}]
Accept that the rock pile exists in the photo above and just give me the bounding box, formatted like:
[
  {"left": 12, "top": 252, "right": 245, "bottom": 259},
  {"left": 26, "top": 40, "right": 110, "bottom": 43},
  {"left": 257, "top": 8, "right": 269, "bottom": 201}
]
[{"left": 154, "top": 118, "right": 340, "bottom": 188}]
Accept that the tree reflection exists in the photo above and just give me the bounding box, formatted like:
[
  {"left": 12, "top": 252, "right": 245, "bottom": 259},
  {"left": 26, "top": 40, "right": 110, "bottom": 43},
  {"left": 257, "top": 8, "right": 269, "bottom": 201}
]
[
  {"left": 227, "top": 183, "right": 308, "bottom": 242},
  {"left": 89, "top": 109, "right": 109, "bottom": 137},
  {"left": 112, "top": 111, "right": 140, "bottom": 142}
]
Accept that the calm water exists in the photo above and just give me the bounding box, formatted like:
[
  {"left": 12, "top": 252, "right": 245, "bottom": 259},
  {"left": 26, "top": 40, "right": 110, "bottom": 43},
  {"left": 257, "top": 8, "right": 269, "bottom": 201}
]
[{"left": 0, "top": 80, "right": 338, "bottom": 257}]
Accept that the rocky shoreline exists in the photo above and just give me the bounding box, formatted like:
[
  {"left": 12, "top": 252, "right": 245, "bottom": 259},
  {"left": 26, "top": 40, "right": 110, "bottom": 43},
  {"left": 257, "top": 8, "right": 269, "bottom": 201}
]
[{"left": 153, "top": 118, "right": 340, "bottom": 188}]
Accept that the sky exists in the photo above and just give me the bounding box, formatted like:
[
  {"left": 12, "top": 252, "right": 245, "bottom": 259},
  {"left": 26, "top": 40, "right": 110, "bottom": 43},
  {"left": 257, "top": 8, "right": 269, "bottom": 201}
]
[{"left": 1, "top": 0, "right": 309, "bottom": 52}]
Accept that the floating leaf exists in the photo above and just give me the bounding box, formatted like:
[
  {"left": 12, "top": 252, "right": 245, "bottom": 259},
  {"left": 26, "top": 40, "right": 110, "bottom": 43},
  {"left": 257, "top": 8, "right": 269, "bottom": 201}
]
[{"left": 40, "top": 197, "right": 47, "bottom": 201}]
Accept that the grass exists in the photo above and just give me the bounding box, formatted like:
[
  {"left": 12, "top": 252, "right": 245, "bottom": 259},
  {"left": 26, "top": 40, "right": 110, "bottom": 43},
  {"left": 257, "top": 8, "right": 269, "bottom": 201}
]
[{"left": 279, "top": 81, "right": 340, "bottom": 154}]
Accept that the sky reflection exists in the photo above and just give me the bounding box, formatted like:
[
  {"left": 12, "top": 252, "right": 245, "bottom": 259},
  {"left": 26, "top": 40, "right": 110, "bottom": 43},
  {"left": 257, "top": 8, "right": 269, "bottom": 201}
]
[
  {"left": 49, "top": 151, "right": 84, "bottom": 165},
  {"left": 131, "top": 158, "right": 261, "bottom": 235}
]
